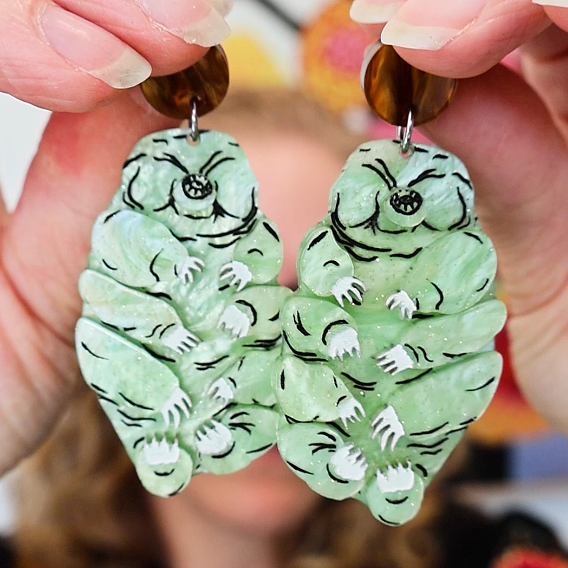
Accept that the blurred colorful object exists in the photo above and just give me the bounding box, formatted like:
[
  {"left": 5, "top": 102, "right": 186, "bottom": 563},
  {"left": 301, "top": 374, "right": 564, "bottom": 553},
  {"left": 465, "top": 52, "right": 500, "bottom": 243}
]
[
  {"left": 225, "top": 0, "right": 369, "bottom": 117},
  {"left": 302, "top": 0, "right": 367, "bottom": 113},
  {"left": 493, "top": 548, "right": 568, "bottom": 568}
]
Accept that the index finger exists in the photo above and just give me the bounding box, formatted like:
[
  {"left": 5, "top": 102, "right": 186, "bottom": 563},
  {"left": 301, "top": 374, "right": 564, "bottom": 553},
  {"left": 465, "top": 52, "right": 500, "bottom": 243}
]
[{"left": 352, "top": 0, "right": 550, "bottom": 77}]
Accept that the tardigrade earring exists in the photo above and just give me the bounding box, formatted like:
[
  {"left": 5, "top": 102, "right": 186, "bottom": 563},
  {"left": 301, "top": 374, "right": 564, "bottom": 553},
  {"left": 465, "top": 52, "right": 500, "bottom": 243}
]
[
  {"left": 275, "top": 44, "right": 507, "bottom": 526},
  {"left": 76, "top": 47, "right": 290, "bottom": 497}
]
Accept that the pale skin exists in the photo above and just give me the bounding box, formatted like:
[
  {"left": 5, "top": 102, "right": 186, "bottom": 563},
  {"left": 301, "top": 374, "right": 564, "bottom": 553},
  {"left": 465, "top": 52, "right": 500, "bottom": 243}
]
[{"left": 0, "top": 0, "right": 567, "bottom": 553}]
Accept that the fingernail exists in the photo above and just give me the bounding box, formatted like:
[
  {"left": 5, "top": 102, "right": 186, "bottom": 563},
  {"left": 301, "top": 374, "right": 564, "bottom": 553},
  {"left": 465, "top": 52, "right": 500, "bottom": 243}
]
[
  {"left": 533, "top": 0, "right": 568, "bottom": 6},
  {"left": 382, "top": 0, "right": 488, "bottom": 50},
  {"left": 350, "top": 0, "right": 405, "bottom": 24},
  {"left": 208, "top": 0, "right": 233, "bottom": 17},
  {"left": 38, "top": 4, "right": 151, "bottom": 89},
  {"left": 135, "top": 0, "right": 231, "bottom": 47}
]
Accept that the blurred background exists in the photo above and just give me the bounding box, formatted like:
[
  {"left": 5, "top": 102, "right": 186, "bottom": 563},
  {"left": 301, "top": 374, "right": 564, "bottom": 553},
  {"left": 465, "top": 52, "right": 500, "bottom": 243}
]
[{"left": 0, "top": 0, "right": 567, "bottom": 553}]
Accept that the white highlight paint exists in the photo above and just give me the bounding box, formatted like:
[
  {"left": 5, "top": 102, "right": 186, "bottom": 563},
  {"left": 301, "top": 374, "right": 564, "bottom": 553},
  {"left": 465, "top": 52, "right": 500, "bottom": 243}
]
[
  {"left": 162, "top": 325, "right": 200, "bottom": 354},
  {"left": 386, "top": 290, "right": 416, "bottom": 319},
  {"left": 219, "top": 261, "right": 252, "bottom": 292},
  {"left": 372, "top": 405, "right": 405, "bottom": 451},
  {"left": 161, "top": 387, "right": 192, "bottom": 428},
  {"left": 144, "top": 438, "right": 181, "bottom": 466},
  {"left": 338, "top": 397, "right": 366, "bottom": 428},
  {"left": 331, "top": 276, "right": 366, "bottom": 307},
  {"left": 331, "top": 443, "right": 368, "bottom": 481},
  {"left": 376, "top": 344, "right": 414, "bottom": 375},
  {"left": 177, "top": 256, "right": 205, "bottom": 284},
  {"left": 208, "top": 377, "right": 234, "bottom": 404},
  {"left": 195, "top": 420, "right": 233, "bottom": 455},
  {"left": 218, "top": 305, "right": 251, "bottom": 338},
  {"left": 328, "top": 327, "right": 361, "bottom": 360},
  {"left": 376, "top": 463, "right": 415, "bottom": 494}
]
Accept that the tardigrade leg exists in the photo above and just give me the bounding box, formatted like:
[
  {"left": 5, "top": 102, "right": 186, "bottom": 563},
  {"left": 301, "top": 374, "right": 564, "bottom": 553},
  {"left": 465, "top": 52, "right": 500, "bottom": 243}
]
[
  {"left": 196, "top": 405, "right": 279, "bottom": 475},
  {"left": 212, "top": 349, "right": 281, "bottom": 407},
  {"left": 133, "top": 436, "right": 194, "bottom": 497},
  {"left": 363, "top": 464, "right": 425, "bottom": 526},
  {"left": 380, "top": 351, "right": 502, "bottom": 478},
  {"left": 282, "top": 296, "right": 362, "bottom": 363},
  {"left": 90, "top": 209, "right": 203, "bottom": 288},
  {"left": 276, "top": 357, "right": 364, "bottom": 428},
  {"left": 297, "top": 225, "right": 365, "bottom": 307},
  {"left": 224, "top": 216, "right": 283, "bottom": 287},
  {"left": 79, "top": 270, "right": 199, "bottom": 357},
  {"left": 217, "top": 285, "right": 291, "bottom": 343},
  {"left": 277, "top": 422, "right": 367, "bottom": 500},
  {"left": 75, "top": 318, "right": 194, "bottom": 496},
  {"left": 377, "top": 299, "right": 506, "bottom": 375},
  {"left": 387, "top": 231, "right": 497, "bottom": 319}
]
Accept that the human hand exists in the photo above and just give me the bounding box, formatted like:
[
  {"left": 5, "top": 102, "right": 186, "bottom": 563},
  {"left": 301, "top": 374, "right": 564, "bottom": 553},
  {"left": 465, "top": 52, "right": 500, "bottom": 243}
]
[
  {"left": 0, "top": 0, "right": 231, "bottom": 112},
  {"left": 351, "top": 0, "right": 568, "bottom": 433}
]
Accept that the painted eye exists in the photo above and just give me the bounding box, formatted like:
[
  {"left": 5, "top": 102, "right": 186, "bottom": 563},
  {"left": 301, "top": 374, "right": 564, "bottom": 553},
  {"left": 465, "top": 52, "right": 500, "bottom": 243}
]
[
  {"left": 181, "top": 173, "right": 214, "bottom": 200},
  {"left": 390, "top": 190, "right": 423, "bottom": 216}
]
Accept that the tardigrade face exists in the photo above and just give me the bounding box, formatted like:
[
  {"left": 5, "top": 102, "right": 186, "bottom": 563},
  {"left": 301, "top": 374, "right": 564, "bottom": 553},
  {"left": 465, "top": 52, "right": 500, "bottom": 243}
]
[
  {"left": 115, "top": 129, "right": 259, "bottom": 232},
  {"left": 329, "top": 140, "right": 477, "bottom": 248}
]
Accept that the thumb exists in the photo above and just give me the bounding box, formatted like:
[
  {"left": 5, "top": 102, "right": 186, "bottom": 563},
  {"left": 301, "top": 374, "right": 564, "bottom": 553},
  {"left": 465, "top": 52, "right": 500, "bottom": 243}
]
[{"left": 1, "top": 2, "right": 149, "bottom": 111}]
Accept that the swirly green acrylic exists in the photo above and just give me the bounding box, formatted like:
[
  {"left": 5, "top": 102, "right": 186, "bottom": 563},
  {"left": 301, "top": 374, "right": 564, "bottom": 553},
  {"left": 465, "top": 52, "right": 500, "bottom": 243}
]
[
  {"left": 76, "top": 129, "right": 288, "bottom": 497},
  {"left": 275, "top": 140, "right": 506, "bottom": 526}
]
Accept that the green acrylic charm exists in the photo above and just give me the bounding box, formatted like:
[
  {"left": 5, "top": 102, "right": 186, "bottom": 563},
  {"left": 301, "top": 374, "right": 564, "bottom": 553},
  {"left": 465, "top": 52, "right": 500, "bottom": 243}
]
[
  {"left": 76, "top": 129, "right": 289, "bottom": 497},
  {"left": 275, "top": 140, "right": 506, "bottom": 526},
  {"left": 76, "top": 130, "right": 505, "bottom": 524}
]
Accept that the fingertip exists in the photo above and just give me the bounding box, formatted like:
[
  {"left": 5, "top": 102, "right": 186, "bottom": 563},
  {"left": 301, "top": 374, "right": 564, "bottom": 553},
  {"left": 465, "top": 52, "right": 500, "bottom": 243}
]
[
  {"left": 133, "top": 0, "right": 230, "bottom": 48},
  {"left": 536, "top": 2, "right": 568, "bottom": 33},
  {"left": 379, "top": 0, "right": 548, "bottom": 77},
  {"left": 350, "top": 0, "right": 405, "bottom": 24},
  {"left": 37, "top": 4, "right": 152, "bottom": 89},
  {"left": 54, "top": 0, "right": 215, "bottom": 77}
]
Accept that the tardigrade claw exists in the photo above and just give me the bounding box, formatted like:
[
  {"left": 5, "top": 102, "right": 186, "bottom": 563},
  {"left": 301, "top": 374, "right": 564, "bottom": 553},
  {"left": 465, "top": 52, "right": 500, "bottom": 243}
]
[
  {"left": 376, "top": 344, "right": 414, "bottom": 375},
  {"left": 195, "top": 420, "right": 233, "bottom": 455},
  {"left": 219, "top": 261, "right": 252, "bottom": 292},
  {"left": 143, "top": 437, "right": 180, "bottom": 466},
  {"left": 207, "top": 377, "right": 234, "bottom": 404},
  {"left": 328, "top": 327, "right": 361, "bottom": 360},
  {"left": 338, "top": 396, "right": 366, "bottom": 428},
  {"left": 331, "top": 277, "right": 366, "bottom": 307},
  {"left": 376, "top": 463, "right": 415, "bottom": 494},
  {"left": 218, "top": 305, "right": 251, "bottom": 338},
  {"left": 386, "top": 290, "right": 416, "bottom": 320},
  {"left": 176, "top": 256, "right": 205, "bottom": 285},
  {"left": 161, "top": 325, "right": 200, "bottom": 354},
  {"left": 371, "top": 405, "right": 405, "bottom": 451},
  {"left": 330, "top": 443, "right": 368, "bottom": 481},
  {"left": 161, "top": 387, "right": 192, "bottom": 428}
]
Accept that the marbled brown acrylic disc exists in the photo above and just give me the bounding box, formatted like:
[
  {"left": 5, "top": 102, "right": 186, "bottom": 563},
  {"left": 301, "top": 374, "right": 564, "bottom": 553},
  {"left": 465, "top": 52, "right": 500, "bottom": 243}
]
[
  {"left": 141, "top": 46, "right": 229, "bottom": 120},
  {"left": 363, "top": 44, "right": 457, "bottom": 126}
]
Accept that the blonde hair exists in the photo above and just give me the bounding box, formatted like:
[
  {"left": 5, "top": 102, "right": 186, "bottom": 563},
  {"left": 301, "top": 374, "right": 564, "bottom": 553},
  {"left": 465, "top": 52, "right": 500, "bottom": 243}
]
[{"left": 15, "top": 89, "right": 460, "bottom": 568}]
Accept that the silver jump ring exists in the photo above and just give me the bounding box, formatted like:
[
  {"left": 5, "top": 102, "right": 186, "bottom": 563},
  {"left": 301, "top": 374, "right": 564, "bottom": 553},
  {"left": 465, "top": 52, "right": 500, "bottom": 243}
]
[
  {"left": 189, "top": 97, "right": 200, "bottom": 144},
  {"left": 396, "top": 109, "right": 414, "bottom": 155}
]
